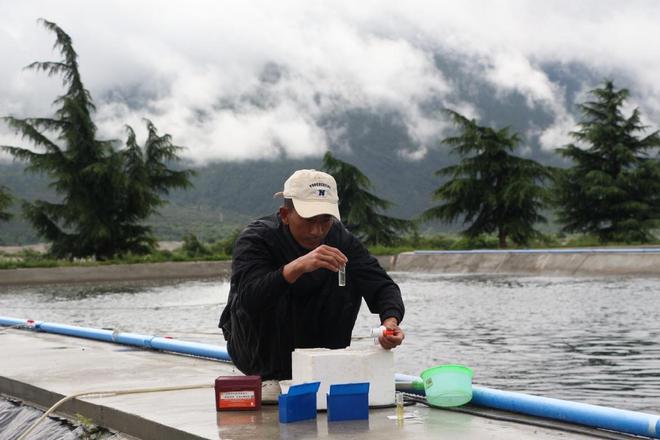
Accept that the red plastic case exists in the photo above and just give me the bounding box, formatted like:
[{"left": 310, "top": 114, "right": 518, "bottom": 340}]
[{"left": 215, "top": 375, "right": 261, "bottom": 411}]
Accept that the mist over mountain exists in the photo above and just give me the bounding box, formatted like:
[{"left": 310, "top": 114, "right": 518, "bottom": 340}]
[{"left": 0, "top": 43, "right": 648, "bottom": 245}]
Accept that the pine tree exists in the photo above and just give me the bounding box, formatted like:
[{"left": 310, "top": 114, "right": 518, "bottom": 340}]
[
  {"left": 555, "top": 80, "right": 660, "bottom": 242},
  {"left": 321, "top": 152, "right": 410, "bottom": 245},
  {"left": 0, "top": 186, "right": 12, "bottom": 222},
  {"left": 1, "top": 19, "right": 194, "bottom": 259},
  {"left": 424, "top": 110, "right": 552, "bottom": 248}
]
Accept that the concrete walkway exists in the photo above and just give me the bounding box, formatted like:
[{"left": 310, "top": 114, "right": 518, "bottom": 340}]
[
  {"left": 0, "top": 329, "right": 629, "bottom": 439},
  {"left": 0, "top": 261, "right": 232, "bottom": 286},
  {"left": 392, "top": 248, "right": 660, "bottom": 277}
]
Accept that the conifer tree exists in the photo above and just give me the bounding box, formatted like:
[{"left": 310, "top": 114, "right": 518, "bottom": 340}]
[
  {"left": 555, "top": 80, "right": 660, "bottom": 242},
  {"left": 424, "top": 110, "right": 552, "bottom": 248},
  {"left": 322, "top": 152, "right": 410, "bottom": 245},
  {"left": 1, "top": 19, "right": 193, "bottom": 258},
  {"left": 0, "top": 186, "right": 12, "bottom": 222}
]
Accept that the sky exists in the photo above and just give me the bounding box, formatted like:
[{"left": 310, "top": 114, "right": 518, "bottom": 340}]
[{"left": 2, "top": 0, "right": 660, "bottom": 165}]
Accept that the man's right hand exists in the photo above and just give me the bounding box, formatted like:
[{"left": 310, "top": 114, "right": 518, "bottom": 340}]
[{"left": 282, "top": 244, "right": 348, "bottom": 283}]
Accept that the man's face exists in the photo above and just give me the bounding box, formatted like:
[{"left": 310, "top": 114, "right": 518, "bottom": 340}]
[{"left": 280, "top": 206, "right": 334, "bottom": 249}]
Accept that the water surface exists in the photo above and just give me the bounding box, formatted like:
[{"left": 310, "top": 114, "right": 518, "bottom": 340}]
[{"left": 1, "top": 273, "right": 658, "bottom": 413}]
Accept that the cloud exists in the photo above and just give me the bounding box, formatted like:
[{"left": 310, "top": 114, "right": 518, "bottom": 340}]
[
  {"left": 2, "top": 0, "right": 660, "bottom": 164},
  {"left": 537, "top": 114, "right": 577, "bottom": 152},
  {"left": 483, "top": 52, "right": 558, "bottom": 107}
]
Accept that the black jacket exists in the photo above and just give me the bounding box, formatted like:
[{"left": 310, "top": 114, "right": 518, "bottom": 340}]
[{"left": 218, "top": 213, "right": 404, "bottom": 380}]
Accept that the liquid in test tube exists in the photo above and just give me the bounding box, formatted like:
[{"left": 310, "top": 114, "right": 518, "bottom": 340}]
[{"left": 338, "top": 264, "right": 346, "bottom": 287}]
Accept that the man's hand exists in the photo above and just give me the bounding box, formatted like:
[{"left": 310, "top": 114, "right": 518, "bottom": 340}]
[
  {"left": 379, "top": 317, "right": 405, "bottom": 350},
  {"left": 282, "top": 244, "right": 348, "bottom": 283}
]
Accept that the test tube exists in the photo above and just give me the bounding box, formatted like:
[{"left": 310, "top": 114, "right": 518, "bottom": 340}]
[
  {"left": 395, "top": 391, "right": 404, "bottom": 421},
  {"left": 338, "top": 264, "right": 346, "bottom": 287}
]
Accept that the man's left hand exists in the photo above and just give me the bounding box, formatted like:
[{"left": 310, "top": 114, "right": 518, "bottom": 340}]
[{"left": 378, "top": 317, "right": 405, "bottom": 350}]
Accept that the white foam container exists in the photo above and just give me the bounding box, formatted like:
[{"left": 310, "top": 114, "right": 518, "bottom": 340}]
[{"left": 290, "top": 346, "right": 395, "bottom": 410}]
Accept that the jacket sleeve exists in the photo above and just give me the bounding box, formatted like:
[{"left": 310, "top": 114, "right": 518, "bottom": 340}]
[
  {"left": 231, "top": 223, "right": 290, "bottom": 313},
  {"left": 346, "top": 233, "right": 405, "bottom": 324}
]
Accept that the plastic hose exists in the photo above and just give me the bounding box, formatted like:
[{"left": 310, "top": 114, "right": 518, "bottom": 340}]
[{"left": 17, "top": 383, "right": 212, "bottom": 440}]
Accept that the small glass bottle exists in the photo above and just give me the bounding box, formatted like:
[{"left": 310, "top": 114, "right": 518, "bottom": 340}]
[{"left": 338, "top": 264, "right": 346, "bottom": 287}]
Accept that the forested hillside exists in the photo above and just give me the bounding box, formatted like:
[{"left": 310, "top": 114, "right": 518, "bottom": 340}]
[{"left": 0, "top": 58, "right": 621, "bottom": 245}]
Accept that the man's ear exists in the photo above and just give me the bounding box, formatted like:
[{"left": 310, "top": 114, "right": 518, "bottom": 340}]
[{"left": 279, "top": 206, "right": 290, "bottom": 225}]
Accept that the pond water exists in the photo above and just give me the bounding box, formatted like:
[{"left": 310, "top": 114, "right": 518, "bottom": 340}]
[{"left": 1, "top": 273, "right": 659, "bottom": 414}]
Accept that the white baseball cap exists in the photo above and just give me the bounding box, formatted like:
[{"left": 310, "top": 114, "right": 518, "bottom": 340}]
[{"left": 274, "top": 169, "right": 341, "bottom": 220}]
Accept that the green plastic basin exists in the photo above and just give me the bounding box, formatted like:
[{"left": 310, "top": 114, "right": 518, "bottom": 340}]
[{"left": 420, "top": 364, "right": 473, "bottom": 407}]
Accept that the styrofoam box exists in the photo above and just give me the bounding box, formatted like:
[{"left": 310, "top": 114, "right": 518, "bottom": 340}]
[{"left": 291, "top": 346, "right": 394, "bottom": 410}]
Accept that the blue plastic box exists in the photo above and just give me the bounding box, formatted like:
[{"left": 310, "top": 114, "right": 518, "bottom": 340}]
[
  {"left": 278, "top": 382, "right": 320, "bottom": 423},
  {"left": 327, "top": 382, "right": 370, "bottom": 422}
]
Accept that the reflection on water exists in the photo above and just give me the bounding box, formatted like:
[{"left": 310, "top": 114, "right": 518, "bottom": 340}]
[{"left": 1, "top": 273, "right": 659, "bottom": 413}]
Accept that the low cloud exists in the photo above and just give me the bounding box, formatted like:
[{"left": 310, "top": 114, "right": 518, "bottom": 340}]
[
  {"left": 2, "top": 1, "right": 660, "bottom": 164},
  {"left": 483, "top": 52, "right": 562, "bottom": 109},
  {"left": 538, "top": 114, "right": 577, "bottom": 152}
]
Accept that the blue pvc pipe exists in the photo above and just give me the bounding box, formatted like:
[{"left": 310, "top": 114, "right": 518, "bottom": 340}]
[
  {"left": 149, "top": 337, "right": 231, "bottom": 360},
  {"left": 0, "top": 316, "right": 231, "bottom": 362},
  {"left": 473, "top": 386, "right": 660, "bottom": 438},
  {"left": 394, "top": 373, "right": 660, "bottom": 438}
]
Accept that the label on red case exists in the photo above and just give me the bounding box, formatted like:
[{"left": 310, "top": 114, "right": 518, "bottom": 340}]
[{"left": 219, "top": 390, "right": 256, "bottom": 408}]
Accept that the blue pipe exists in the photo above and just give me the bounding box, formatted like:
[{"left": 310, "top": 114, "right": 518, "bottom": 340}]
[
  {"left": 4, "top": 317, "right": 659, "bottom": 437},
  {"left": 473, "top": 386, "right": 659, "bottom": 438},
  {"left": 0, "top": 316, "right": 231, "bottom": 362},
  {"left": 394, "top": 373, "right": 660, "bottom": 438},
  {"left": 148, "top": 337, "right": 231, "bottom": 360}
]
